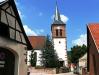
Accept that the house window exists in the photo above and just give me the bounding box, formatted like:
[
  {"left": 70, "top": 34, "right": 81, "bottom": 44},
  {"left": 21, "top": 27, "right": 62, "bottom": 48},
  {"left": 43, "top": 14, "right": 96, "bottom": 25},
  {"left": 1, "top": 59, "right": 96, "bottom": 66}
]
[{"left": 0, "top": 23, "right": 9, "bottom": 38}]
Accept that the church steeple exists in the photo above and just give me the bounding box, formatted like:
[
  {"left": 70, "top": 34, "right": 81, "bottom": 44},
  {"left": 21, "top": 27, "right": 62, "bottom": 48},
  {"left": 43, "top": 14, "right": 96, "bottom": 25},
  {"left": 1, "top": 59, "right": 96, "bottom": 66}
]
[
  {"left": 54, "top": 2, "right": 61, "bottom": 21},
  {"left": 51, "top": 1, "right": 68, "bottom": 67},
  {"left": 53, "top": 1, "right": 64, "bottom": 24}
]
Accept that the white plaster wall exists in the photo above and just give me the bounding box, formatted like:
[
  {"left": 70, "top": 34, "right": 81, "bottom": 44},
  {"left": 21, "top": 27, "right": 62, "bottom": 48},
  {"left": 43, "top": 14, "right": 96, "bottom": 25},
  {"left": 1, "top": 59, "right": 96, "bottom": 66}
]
[
  {"left": 53, "top": 38, "right": 68, "bottom": 66},
  {"left": 27, "top": 50, "right": 31, "bottom": 66},
  {"left": 35, "top": 50, "right": 42, "bottom": 66},
  {"left": 79, "top": 60, "right": 87, "bottom": 75},
  {"left": 27, "top": 50, "right": 42, "bottom": 66},
  {"left": 79, "top": 60, "right": 87, "bottom": 67},
  {"left": 79, "top": 53, "right": 87, "bottom": 67}
]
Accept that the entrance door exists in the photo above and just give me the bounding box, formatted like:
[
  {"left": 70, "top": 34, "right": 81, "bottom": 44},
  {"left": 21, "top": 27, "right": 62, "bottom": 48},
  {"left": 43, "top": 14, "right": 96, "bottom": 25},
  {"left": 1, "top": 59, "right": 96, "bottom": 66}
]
[
  {"left": 59, "top": 61, "right": 64, "bottom": 67},
  {"left": 0, "top": 48, "right": 15, "bottom": 75}
]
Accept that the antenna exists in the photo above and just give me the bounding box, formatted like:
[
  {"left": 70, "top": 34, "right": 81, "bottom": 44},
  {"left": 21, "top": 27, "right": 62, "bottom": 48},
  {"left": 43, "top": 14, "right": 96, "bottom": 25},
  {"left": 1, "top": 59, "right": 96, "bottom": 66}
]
[{"left": 56, "top": 0, "right": 57, "bottom": 6}]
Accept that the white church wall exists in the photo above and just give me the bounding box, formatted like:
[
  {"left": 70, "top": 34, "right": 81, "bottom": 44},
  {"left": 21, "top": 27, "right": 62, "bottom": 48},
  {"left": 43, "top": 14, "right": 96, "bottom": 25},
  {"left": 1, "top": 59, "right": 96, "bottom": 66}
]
[
  {"left": 35, "top": 50, "right": 42, "bottom": 66},
  {"left": 27, "top": 50, "right": 42, "bottom": 66},
  {"left": 53, "top": 38, "right": 68, "bottom": 66},
  {"left": 27, "top": 50, "right": 31, "bottom": 66}
]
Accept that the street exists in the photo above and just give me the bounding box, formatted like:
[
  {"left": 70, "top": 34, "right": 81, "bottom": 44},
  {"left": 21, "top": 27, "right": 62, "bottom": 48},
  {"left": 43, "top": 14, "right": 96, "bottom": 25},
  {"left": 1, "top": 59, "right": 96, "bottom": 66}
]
[{"left": 30, "top": 72, "right": 77, "bottom": 75}]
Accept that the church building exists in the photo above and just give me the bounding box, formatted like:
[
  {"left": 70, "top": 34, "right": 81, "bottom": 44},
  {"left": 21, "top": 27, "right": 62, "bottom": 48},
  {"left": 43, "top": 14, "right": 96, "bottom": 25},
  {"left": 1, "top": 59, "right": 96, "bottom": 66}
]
[
  {"left": 27, "top": 2, "right": 68, "bottom": 68},
  {"left": 0, "top": 0, "right": 32, "bottom": 75},
  {"left": 51, "top": 3, "right": 68, "bottom": 67}
]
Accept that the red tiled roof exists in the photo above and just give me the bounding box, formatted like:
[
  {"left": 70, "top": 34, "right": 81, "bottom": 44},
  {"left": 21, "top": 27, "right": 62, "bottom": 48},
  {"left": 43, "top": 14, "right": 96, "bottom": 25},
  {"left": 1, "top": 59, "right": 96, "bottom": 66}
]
[
  {"left": 28, "top": 36, "right": 46, "bottom": 50},
  {"left": 88, "top": 23, "right": 99, "bottom": 50}
]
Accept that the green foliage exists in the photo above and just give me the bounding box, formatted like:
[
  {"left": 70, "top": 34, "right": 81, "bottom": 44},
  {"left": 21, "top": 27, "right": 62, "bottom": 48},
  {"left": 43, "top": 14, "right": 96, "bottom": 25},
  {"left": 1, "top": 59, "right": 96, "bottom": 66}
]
[
  {"left": 67, "top": 51, "right": 71, "bottom": 63},
  {"left": 30, "top": 50, "right": 37, "bottom": 67},
  {"left": 70, "top": 44, "right": 87, "bottom": 64},
  {"left": 41, "top": 35, "right": 59, "bottom": 68}
]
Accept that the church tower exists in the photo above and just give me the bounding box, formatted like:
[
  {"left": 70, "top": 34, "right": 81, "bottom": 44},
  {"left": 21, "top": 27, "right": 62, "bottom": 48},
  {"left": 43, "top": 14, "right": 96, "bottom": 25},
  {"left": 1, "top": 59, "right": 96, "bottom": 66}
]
[{"left": 51, "top": 2, "right": 68, "bottom": 67}]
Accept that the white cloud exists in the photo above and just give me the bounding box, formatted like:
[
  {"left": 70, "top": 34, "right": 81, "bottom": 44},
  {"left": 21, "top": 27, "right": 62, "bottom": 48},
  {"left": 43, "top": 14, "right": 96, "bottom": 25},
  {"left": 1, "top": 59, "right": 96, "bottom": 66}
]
[
  {"left": 0, "top": 0, "right": 5, "bottom": 2},
  {"left": 51, "top": 14, "right": 69, "bottom": 23},
  {"left": 60, "top": 15, "right": 69, "bottom": 23},
  {"left": 39, "top": 12, "right": 43, "bottom": 16},
  {"left": 23, "top": 25, "right": 37, "bottom": 36},
  {"left": 36, "top": 29, "right": 44, "bottom": 35},
  {"left": 18, "top": 10, "right": 24, "bottom": 18},
  {"left": 23, "top": 25, "right": 45, "bottom": 36},
  {"left": 15, "top": 0, "right": 24, "bottom": 18},
  {"left": 72, "top": 34, "right": 87, "bottom": 46}
]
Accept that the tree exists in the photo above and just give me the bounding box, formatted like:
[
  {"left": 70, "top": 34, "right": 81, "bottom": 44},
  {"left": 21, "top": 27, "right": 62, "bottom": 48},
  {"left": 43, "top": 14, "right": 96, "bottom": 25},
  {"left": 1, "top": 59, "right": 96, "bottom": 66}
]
[
  {"left": 70, "top": 44, "right": 87, "bottom": 64},
  {"left": 41, "top": 35, "right": 59, "bottom": 68},
  {"left": 30, "top": 50, "right": 37, "bottom": 67},
  {"left": 67, "top": 51, "right": 72, "bottom": 63}
]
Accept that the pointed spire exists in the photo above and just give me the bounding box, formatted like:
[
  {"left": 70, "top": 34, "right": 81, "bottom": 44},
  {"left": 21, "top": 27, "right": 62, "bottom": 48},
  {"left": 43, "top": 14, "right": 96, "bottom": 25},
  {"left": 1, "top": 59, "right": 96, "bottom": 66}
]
[
  {"left": 54, "top": 1, "right": 61, "bottom": 21},
  {"left": 53, "top": 0, "right": 64, "bottom": 24}
]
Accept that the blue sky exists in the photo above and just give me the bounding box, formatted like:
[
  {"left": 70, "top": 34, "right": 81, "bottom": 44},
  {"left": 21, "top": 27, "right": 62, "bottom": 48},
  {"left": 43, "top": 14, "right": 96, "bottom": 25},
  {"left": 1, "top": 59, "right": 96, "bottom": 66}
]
[{"left": 14, "top": 0, "right": 99, "bottom": 50}]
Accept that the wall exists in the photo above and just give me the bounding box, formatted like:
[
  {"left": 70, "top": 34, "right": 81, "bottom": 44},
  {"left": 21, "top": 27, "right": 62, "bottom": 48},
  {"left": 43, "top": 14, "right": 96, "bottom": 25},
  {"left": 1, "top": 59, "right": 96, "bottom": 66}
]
[
  {"left": 27, "top": 50, "right": 43, "bottom": 66},
  {"left": 53, "top": 38, "right": 68, "bottom": 66},
  {"left": 52, "top": 25, "right": 66, "bottom": 38},
  {"left": 79, "top": 53, "right": 87, "bottom": 66},
  {"left": 88, "top": 28, "right": 99, "bottom": 75},
  {"left": 79, "top": 59, "right": 87, "bottom": 75},
  {"left": 0, "top": 36, "right": 27, "bottom": 75},
  {"left": 27, "top": 50, "right": 31, "bottom": 66}
]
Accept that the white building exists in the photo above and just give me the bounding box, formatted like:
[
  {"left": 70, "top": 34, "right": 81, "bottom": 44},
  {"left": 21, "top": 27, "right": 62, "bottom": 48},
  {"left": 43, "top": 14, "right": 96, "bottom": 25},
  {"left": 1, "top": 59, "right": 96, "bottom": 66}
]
[
  {"left": 51, "top": 3, "right": 68, "bottom": 67},
  {"left": 79, "top": 53, "right": 87, "bottom": 74},
  {"left": 27, "top": 36, "right": 45, "bottom": 66},
  {"left": 27, "top": 2, "right": 68, "bottom": 67}
]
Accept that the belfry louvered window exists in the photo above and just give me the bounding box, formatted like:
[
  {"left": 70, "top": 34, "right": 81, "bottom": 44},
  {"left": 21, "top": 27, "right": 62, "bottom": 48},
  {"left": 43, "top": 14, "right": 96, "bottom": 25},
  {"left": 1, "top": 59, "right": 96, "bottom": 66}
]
[
  {"left": 56, "top": 29, "right": 58, "bottom": 36},
  {"left": 60, "top": 29, "right": 62, "bottom": 36}
]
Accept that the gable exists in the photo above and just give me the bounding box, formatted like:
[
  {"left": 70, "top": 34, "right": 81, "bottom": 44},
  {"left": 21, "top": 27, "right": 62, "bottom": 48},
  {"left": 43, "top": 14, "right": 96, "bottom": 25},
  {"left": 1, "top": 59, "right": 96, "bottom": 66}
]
[
  {"left": 88, "top": 24, "right": 99, "bottom": 51},
  {"left": 0, "top": 0, "right": 32, "bottom": 49}
]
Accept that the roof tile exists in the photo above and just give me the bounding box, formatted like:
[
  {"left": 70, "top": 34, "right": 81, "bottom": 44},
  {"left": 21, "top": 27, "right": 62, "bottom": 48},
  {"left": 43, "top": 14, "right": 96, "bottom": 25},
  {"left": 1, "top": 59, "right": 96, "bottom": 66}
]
[
  {"left": 28, "top": 36, "right": 45, "bottom": 50},
  {"left": 88, "top": 23, "right": 99, "bottom": 50}
]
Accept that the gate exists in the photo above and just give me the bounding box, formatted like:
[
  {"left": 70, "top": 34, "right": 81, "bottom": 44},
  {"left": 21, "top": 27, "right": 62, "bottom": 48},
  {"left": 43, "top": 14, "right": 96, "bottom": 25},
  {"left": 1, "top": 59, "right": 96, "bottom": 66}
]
[{"left": 0, "top": 48, "right": 15, "bottom": 75}]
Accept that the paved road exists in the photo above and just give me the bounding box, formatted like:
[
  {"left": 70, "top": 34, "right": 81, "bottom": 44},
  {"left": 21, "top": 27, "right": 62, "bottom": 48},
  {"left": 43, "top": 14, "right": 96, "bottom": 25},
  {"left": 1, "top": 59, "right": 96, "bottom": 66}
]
[{"left": 30, "top": 72, "right": 76, "bottom": 75}]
